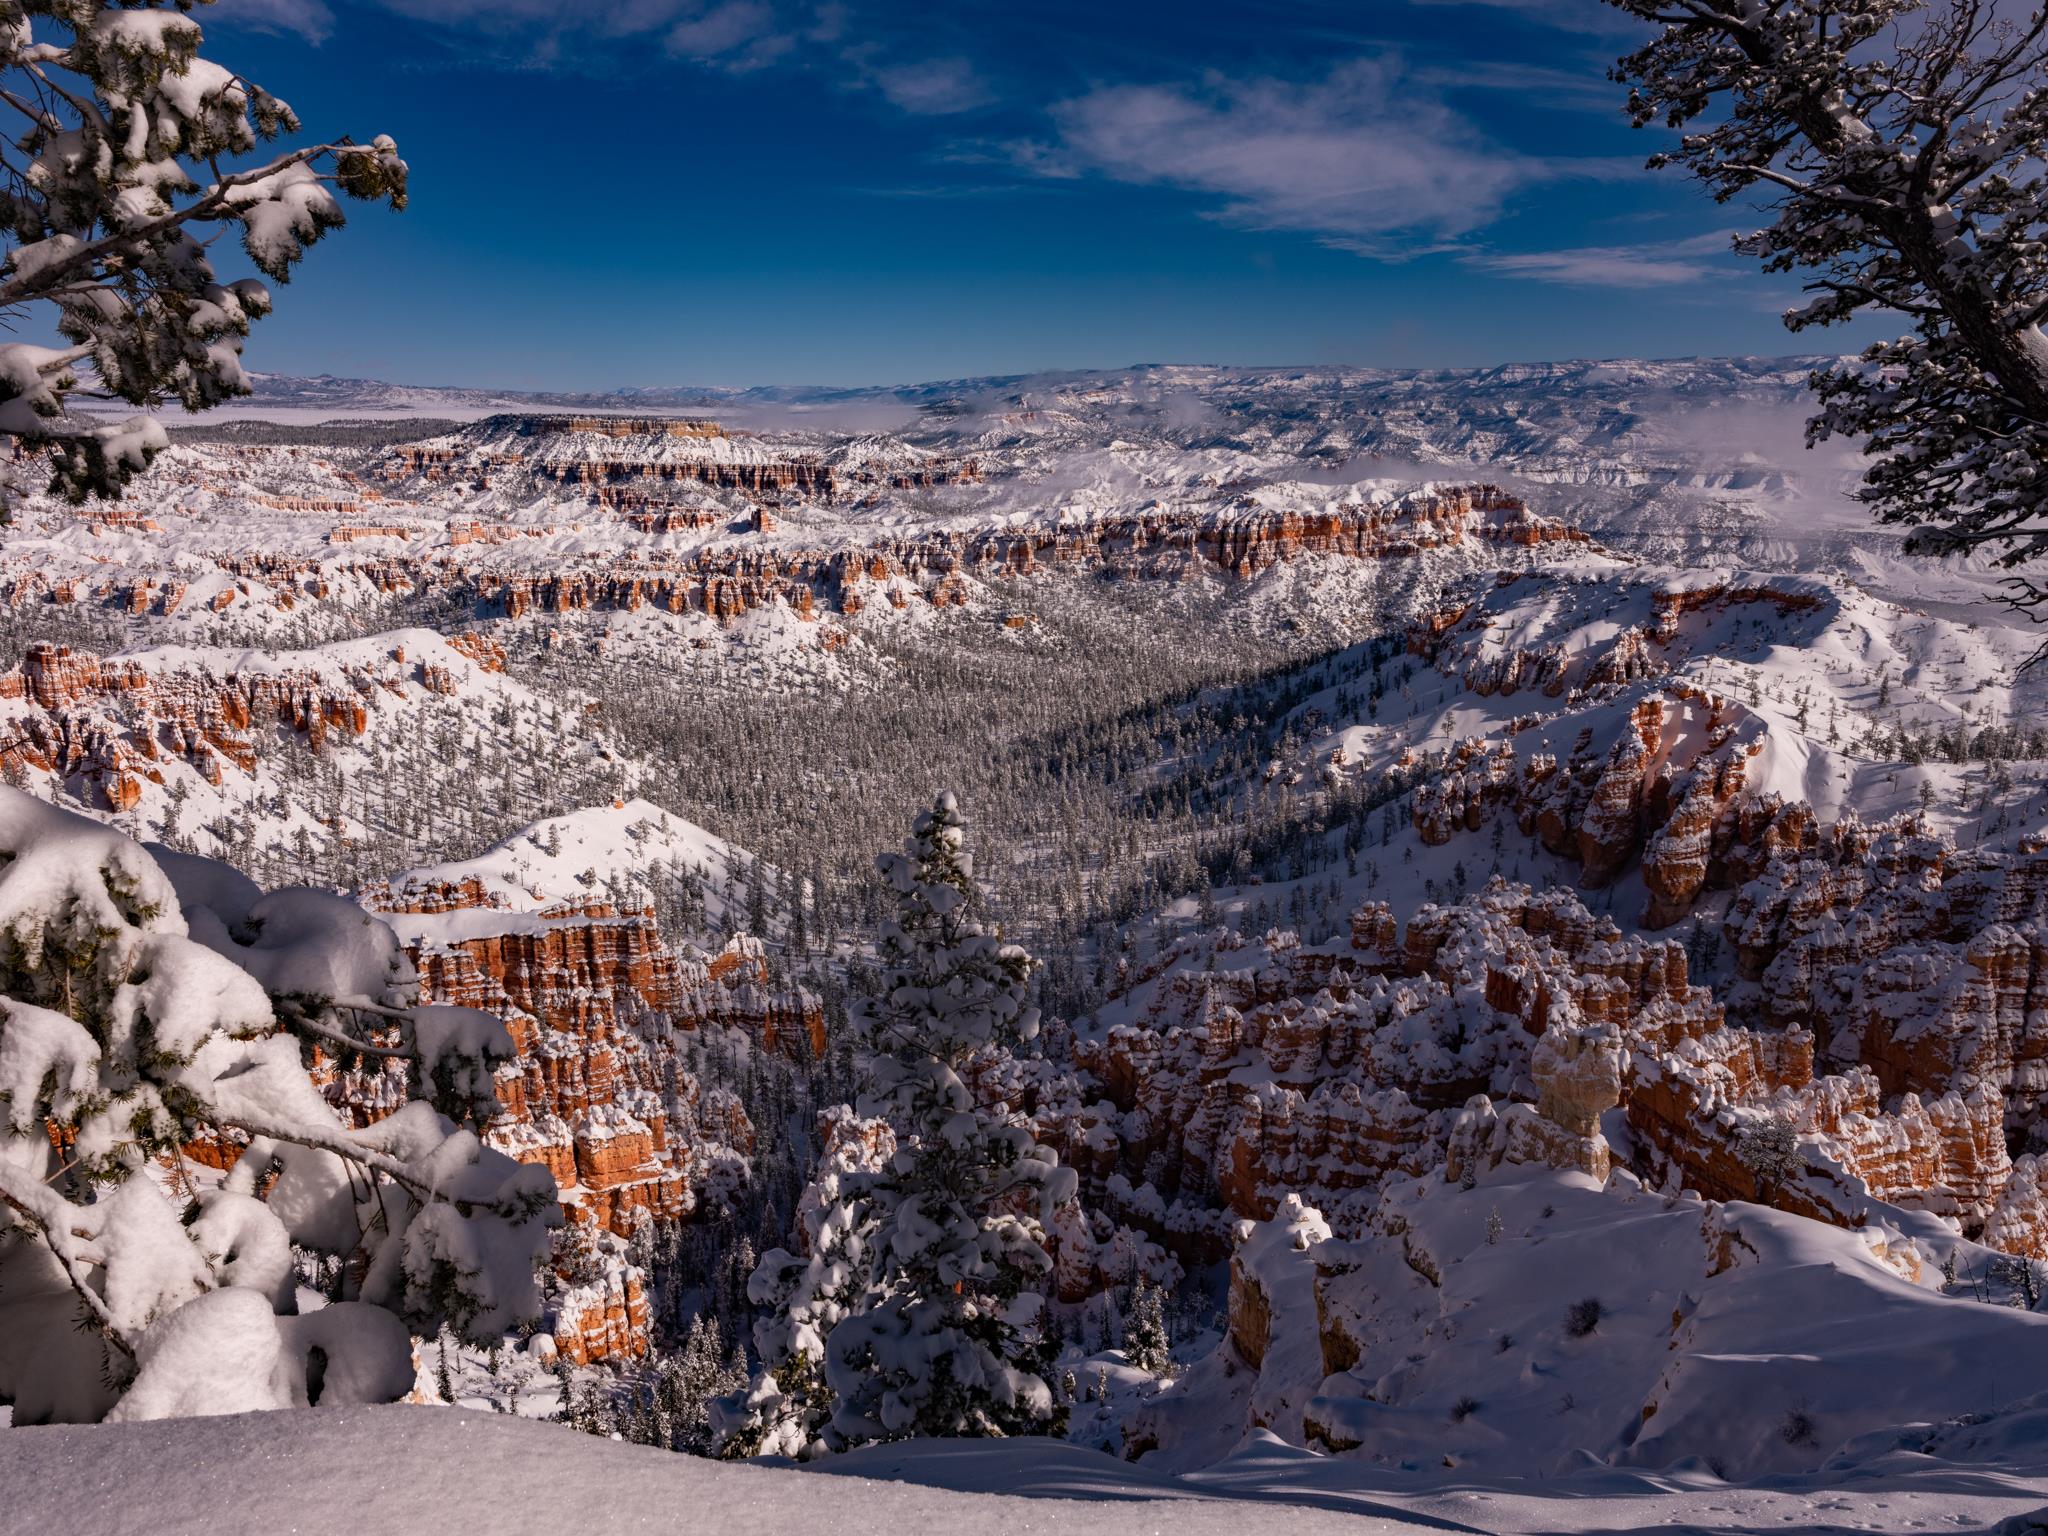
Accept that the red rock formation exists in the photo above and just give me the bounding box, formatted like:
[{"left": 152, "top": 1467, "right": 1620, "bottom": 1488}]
[
  {"left": 562, "top": 417, "right": 726, "bottom": 439},
  {"left": 1, "top": 479, "right": 1586, "bottom": 646},
  {"left": 0, "top": 642, "right": 414, "bottom": 808},
  {"left": 1407, "top": 680, "right": 1807, "bottom": 929},
  {"left": 1053, "top": 847, "right": 2048, "bottom": 1270},
  {"left": 1722, "top": 818, "right": 2048, "bottom": 1163},
  {"left": 1649, "top": 576, "right": 1827, "bottom": 642},
  {"left": 83, "top": 507, "right": 161, "bottom": 535},
  {"left": 551, "top": 1261, "right": 654, "bottom": 1365},
  {"left": 623, "top": 507, "right": 725, "bottom": 534},
  {"left": 358, "top": 880, "right": 820, "bottom": 1246},
  {"left": 1056, "top": 883, "right": 1711, "bottom": 1237},
  {"left": 1627, "top": 1034, "right": 2012, "bottom": 1231}
]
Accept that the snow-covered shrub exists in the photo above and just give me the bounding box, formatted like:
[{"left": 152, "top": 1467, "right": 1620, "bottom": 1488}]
[
  {"left": 717, "top": 793, "right": 1077, "bottom": 1456},
  {"left": 1564, "top": 1296, "right": 1603, "bottom": 1339},
  {"left": 1780, "top": 1403, "right": 1817, "bottom": 1447},
  {"left": 1734, "top": 1114, "right": 1802, "bottom": 1189},
  {"left": 0, "top": 789, "right": 557, "bottom": 1422}
]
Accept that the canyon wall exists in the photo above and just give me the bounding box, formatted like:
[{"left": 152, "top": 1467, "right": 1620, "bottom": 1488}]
[
  {"left": 0, "top": 485, "right": 1580, "bottom": 635},
  {"left": 347, "top": 876, "right": 823, "bottom": 1364}
]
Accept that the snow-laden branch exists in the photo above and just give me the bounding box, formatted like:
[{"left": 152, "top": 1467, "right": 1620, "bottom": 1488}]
[
  {"left": 1609, "top": 0, "right": 2048, "bottom": 659},
  {"left": 0, "top": 1162, "right": 138, "bottom": 1356},
  {"left": 0, "top": 1, "right": 406, "bottom": 504},
  {"left": 0, "top": 788, "right": 556, "bottom": 1422}
]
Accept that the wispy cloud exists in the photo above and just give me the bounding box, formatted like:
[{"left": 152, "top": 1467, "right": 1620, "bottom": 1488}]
[
  {"left": 663, "top": 1, "right": 791, "bottom": 66},
  {"left": 861, "top": 55, "right": 992, "bottom": 115},
  {"left": 1025, "top": 59, "right": 1614, "bottom": 256},
  {"left": 356, "top": 0, "right": 816, "bottom": 67},
  {"left": 213, "top": 0, "right": 1662, "bottom": 273},
  {"left": 1464, "top": 230, "right": 1743, "bottom": 286},
  {"left": 210, "top": 0, "right": 336, "bottom": 42},
  {"left": 1412, "top": 58, "right": 1627, "bottom": 113},
  {"left": 375, "top": 0, "right": 709, "bottom": 32},
  {"left": 253, "top": 0, "right": 992, "bottom": 112}
]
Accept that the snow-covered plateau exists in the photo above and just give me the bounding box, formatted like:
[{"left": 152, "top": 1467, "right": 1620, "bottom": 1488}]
[{"left": 6, "top": 359, "right": 2048, "bottom": 1533}]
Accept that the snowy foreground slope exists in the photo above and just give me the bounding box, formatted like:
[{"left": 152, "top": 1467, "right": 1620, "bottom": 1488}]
[
  {"left": 8, "top": 1404, "right": 2048, "bottom": 1536},
  {"left": 1136, "top": 1165, "right": 2048, "bottom": 1479}
]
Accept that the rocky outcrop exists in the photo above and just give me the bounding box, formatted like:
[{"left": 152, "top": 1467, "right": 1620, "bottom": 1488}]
[
  {"left": 1626, "top": 1032, "right": 2011, "bottom": 1229},
  {"left": 1408, "top": 683, "right": 1819, "bottom": 929},
  {"left": 1226, "top": 1194, "right": 1330, "bottom": 1372},
  {"left": 1985, "top": 1153, "right": 2048, "bottom": 1260},
  {"left": 0, "top": 642, "right": 394, "bottom": 809},
  {"left": 1721, "top": 816, "right": 2048, "bottom": 1153},
  {"left": 334, "top": 877, "right": 828, "bottom": 1364},
  {"left": 1055, "top": 848, "right": 2048, "bottom": 1267},
  {"left": 1056, "top": 882, "right": 1719, "bottom": 1238},
  {"left": 359, "top": 877, "right": 821, "bottom": 1250},
  {"left": 1392, "top": 572, "right": 1869, "bottom": 930},
  {"left": 535, "top": 456, "right": 836, "bottom": 498},
  {"left": 550, "top": 1262, "right": 654, "bottom": 1366},
  {"left": 1648, "top": 575, "right": 1828, "bottom": 642},
  {"left": 557, "top": 417, "right": 727, "bottom": 439}
]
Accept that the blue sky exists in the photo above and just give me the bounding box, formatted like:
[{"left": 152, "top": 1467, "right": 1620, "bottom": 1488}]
[{"left": 199, "top": 0, "right": 1851, "bottom": 389}]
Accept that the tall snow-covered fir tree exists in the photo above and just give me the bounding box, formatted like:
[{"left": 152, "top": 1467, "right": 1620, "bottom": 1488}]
[
  {"left": 1607, "top": 0, "right": 2048, "bottom": 652},
  {"left": 1123, "top": 1275, "right": 1171, "bottom": 1376},
  {"left": 715, "top": 793, "right": 1077, "bottom": 1457}
]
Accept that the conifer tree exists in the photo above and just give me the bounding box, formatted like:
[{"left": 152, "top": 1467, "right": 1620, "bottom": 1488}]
[
  {"left": 715, "top": 793, "right": 1077, "bottom": 1456},
  {"left": 1123, "top": 1277, "right": 1171, "bottom": 1376}
]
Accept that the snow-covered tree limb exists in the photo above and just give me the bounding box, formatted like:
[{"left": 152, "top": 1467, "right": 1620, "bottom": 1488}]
[
  {"left": 1608, "top": 0, "right": 2048, "bottom": 657},
  {"left": 0, "top": 788, "right": 555, "bottom": 1424},
  {"left": 0, "top": 1, "right": 407, "bottom": 505}
]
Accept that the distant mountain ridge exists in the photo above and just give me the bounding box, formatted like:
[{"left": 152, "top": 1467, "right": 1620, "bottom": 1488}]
[{"left": 222, "top": 355, "right": 1842, "bottom": 418}]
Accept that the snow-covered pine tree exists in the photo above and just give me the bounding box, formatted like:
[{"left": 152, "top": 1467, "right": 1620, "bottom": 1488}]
[
  {"left": 0, "top": 1, "right": 408, "bottom": 507},
  {"left": 656, "top": 1313, "right": 744, "bottom": 1453},
  {"left": 1608, "top": 0, "right": 2048, "bottom": 654},
  {"left": 824, "top": 792, "right": 1077, "bottom": 1442},
  {"left": 0, "top": 789, "right": 558, "bottom": 1423},
  {"left": 1123, "top": 1276, "right": 1171, "bottom": 1376},
  {"left": 708, "top": 1108, "right": 894, "bottom": 1457},
  {"left": 715, "top": 794, "right": 1077, "bottom": 1456}
]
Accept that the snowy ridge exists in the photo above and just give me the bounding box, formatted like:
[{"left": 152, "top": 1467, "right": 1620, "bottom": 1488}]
[
  {"left": 0, "top": 626, "right": 615, "bottom": 872},
  {"left": 1140, "top": 1162, "right": 2048, "bottom": 1484},
  {"left": 368, "top": 797, "right": 763, "bottom": 945}
]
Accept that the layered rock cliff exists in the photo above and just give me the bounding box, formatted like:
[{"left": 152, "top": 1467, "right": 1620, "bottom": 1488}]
[
  {"left": 0, "top": 482, "right": 1579, "bottom": 638},
  {"left": 349, "top": 870, "right": 820, "bottom": 1363},
  {"left": 1394, "top": 574, "right": 1848, "bottom": 929}
]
